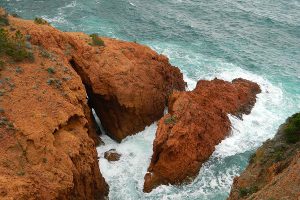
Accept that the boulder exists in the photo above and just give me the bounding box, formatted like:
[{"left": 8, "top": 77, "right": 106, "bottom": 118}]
[{"left": 104, "top": 149, "right": 121, "bottom": 162}]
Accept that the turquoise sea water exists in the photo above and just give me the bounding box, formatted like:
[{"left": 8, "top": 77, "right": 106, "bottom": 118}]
[{"left": 2, "top": 0, "right": 300, "bottom": 199}]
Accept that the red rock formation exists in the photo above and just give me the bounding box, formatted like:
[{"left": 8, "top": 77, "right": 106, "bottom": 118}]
[
  {"left": 13, "top": 16, "right": 185, "bottom": 142},
  {"left": 70, "top": 39, "right": 186, "bottom": 142},
  {"left": 143, "top": 78, "right": 261, "bottom": 192},
  {"left": 0, "top": 9, "right": 185, "bottom": 198}
]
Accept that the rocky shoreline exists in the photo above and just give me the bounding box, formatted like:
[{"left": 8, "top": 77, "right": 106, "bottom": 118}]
[{"left": 1, "top": 7, "right": 298, "bottom": 200}]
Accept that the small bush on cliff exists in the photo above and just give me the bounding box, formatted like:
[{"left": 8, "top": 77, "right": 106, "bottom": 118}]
[
  {"left": 0, "top": 15, "right": 9, "bottom": 26},
  {"left": 238, "top": 186, "right": 258, "bottom": 198},
  {"left": 284, "top": 113, "right": 300, "bottom": 144},
  {"left": 90, "top": 33, "right": 105, "bottom": 46},
  {"left": 164, "top": 115, "right": 177, "bottom": 125},
  {"left": 47, "top": 67, "right": 55, "bottom": 74},
  {"left": 34, "top": 17, "right": 49, "bottom": 25},
  {"left": 0, "top": 29, "right": 33, "bottom": 61}
]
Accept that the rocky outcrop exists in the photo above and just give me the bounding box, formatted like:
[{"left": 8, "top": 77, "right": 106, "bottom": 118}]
[
  {"left": 70, "top": 39, "right": 186, "bottom": 142},
  {"left": 0, "top": 9, "right": 185, "bottom": 198},
  {"left": 11, "top": 16, "right": 185, "bottom": 142},
  {"left": 143, "top": 78, "right": 261, "bottom": 192},
  {"left": 0, "top": 11, "right": 110, "bottom": 199},
  {"left": 228, "top": 113, "right": 300, "bottom": 200}
]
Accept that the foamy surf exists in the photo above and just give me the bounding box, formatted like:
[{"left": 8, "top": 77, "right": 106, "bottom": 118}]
[{"left": 97, "top": 63, "right": 291, "bottom": 199}]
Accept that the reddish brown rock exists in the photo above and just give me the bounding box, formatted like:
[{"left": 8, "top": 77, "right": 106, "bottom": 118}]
[
  {"left": 13, "top": 16, "right": 185, "bottom": 142},
  {"left": 143, "top": 78, "right": 261, "bottom": 192},
  {"left": 0, "top": 12, "right": 110, "bottom": 199},
  {"left": 228, "top": 113, "right": 300, "bottom": 200},
  {"left": 104, "top": 149, "right": 121, "bottom": 162},
  {"left": 0, "top": 9, "right": 184, "bottom": 198}
]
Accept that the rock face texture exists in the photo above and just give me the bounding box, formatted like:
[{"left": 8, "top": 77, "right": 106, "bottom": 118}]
[
  {"left": 14, "top": 16, "right": 185, "bottom": 142},
  {"left": 144, "top": 78, "right": 261, "bottom": 192},
  {"left": 70, "top": 40, "right": 186, "bottom": 142},
  {"left": 228, "top": 113, "right": 300, "bottom": 200},
  {"left": 0, "top": 9, "right": 185, "bottom": 198},
  {"left": 0, "top": 12, "right": 109, "bottom": 199}
]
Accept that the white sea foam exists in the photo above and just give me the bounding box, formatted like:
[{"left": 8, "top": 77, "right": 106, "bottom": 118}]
[{"left": 97, "top": 57, "right": 293, "bottom": 199}]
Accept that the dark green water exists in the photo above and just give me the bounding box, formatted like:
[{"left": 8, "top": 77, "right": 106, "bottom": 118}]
[{"left": 2, "top": 0, "right": 299, "bottom": 199}]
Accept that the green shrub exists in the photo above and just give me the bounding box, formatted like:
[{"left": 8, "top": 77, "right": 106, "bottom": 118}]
[
  {"left": 34, "top": 17, "right": 49, "bottom": 25},
  {"left": 0, "top": 28, "right": 33, "bottom": 61},
  {"left": 47, "top": 78, "right": 62, "bottom": 89},
  {"left": 40, "top": 49, "right": 51, "bottom": 58},
  {"left": 0, "top": 15, "right": 9, "bottom": 26},
  {"left": 284, "top": 113, "right": 300, "bottom": 144},
  {"left": 0, "top": 60, "right": 4, "bottom": 70},
  {"left": 90, "top": 33, "right": 105, "bottom": 46},
  {"left": 11, "top": 13, "right": 20, "bottom": 18},
  {"left": 46, "top": 67, "right": 55, "bottom": 74},
  {"left": 164, "top": 115, "right": 177, "bottom": 125},
  {"left": 238, "top": 186, "right": 258, "bottom": 198}
]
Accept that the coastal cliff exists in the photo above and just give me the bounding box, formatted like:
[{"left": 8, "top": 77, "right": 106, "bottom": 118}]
[
  {"left": 0, "top": 8, "right": 108, "bottom": 199},
  {"left": 0, "top": 8, "right": 185, "bottom": 199},
  {"left": 228, "top": 113, "right": 300, "bottom": 200}
]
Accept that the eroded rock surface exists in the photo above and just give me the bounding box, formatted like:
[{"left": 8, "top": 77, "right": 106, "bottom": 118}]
[
  {"left": 11, "top": 16, "right": 185, "bottom": 142},
  {"left": 0, "top": 9, "right": 186, "bottom": 198},
  {"left": 0, "top": 11, "right": 110, "bottom": 199},
  {"left": 228, "top": 113, "right": 300, "bottom": 200},
  {"left": 144, "top": 78, "right": 261, "bottom": 192}
]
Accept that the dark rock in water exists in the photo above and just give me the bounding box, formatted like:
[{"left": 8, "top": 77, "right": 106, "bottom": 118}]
[{"left": 104, "top": 149, "right": 121, "bottom": 162}]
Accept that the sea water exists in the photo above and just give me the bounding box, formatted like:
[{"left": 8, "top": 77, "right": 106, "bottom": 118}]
[{"left": 2, "top": 0, "right": 299, "bottom": 199}]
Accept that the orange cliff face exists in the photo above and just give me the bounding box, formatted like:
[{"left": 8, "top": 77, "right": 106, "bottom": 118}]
[
  {"left": 0, "top": 9, "right": 108, "bottom": 199},
  {"left": 143, "top": 78, "right": 261, "bottom": 193},
  {"left": 0, "top": 7, "right": 185, "bottom": 198},
  {"left": 13, "top": 15, "right": 186, "bottom": 142}
]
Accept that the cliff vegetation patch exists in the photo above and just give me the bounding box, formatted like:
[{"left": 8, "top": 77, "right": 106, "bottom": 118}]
[
  {"left": 284, "top": 113, "right": 300, "bottom": 144},
  {"left": 90, "top": 33, "right": 105, "bottom": 46},
  {"left": 0, "top": 28, "right": 33, "bottom": 61}
]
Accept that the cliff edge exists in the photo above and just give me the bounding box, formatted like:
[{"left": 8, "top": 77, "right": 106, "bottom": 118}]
[{"left": 228, "top": 113, "right": 300, "bottom": 200}]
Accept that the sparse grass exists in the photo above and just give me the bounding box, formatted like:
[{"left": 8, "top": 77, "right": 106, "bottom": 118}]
[
  {"left": 238, "top": 186, "right": 258, "bottom": 198},
  {"left": 34, "top": 17, "right": 49, "bottom": 25},
  {"left": 249, "top": 152, "right": 256, "bottom": 164},
  {"left": 46, "top": 67, "right": 55, "bottom": 74},
  {"left": 0, "top": 89, "right": 5, "bottom": 96},
  {"left": 47, "top": 78, "right": 62, "bottom": 89},
  {"left": 42, "top": 158, "right": 47, "bottom": 163},
  {"left": 17, "top": 170, "right": 25, "bottom": 176},
  {"left": 15, "top": 66, "right": 23, "bottom": 73},
  {"left": 11, "top": 13, "right": 20, "bottom": 18},
  {"left": 0, "top": 28, "right": 34, "bottom": 61},
  {"left": 0, "top": 60, "right": 4, "bottom": 70},
  {"left": 0, "top": 116, "right": 15, "bottom": 131},
  {"left": 0, "top": 14, "right": 9, "bottom": 26},
  {"left": 90, "top": 33, "right": 105, "bottom": 46},
  {"left": 40, "top": 49, "right": 51, "bottom": 58},
  {"left": 284, "top": 113, "right": 300, "bottom": 144},
  {"left": 164, "top": 115, "right": 177, "bottom": 125}
]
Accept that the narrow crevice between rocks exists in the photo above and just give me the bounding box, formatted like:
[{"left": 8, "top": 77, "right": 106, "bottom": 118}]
[{"left": 68, "top": 58, "right": 104, "bottom": 138}]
